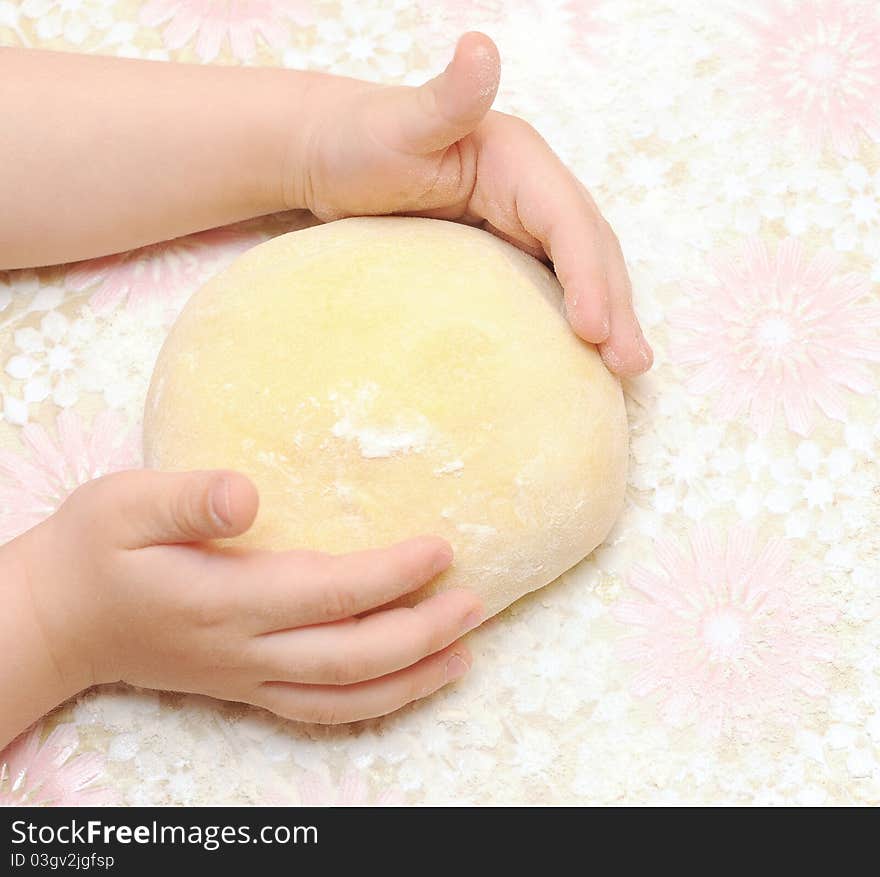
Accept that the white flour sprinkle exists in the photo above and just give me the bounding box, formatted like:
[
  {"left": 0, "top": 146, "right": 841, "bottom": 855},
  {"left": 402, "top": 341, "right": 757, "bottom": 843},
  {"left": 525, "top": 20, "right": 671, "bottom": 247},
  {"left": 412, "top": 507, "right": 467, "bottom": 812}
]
[
  {"left": 434, "top": 459, "right": 464, "bottom": 475},
  {"left": 331, "top": 418, "right": 429, "bottom": 459},
  {"left": 329, "top": 382, "right": 432, "bottom": 459}
]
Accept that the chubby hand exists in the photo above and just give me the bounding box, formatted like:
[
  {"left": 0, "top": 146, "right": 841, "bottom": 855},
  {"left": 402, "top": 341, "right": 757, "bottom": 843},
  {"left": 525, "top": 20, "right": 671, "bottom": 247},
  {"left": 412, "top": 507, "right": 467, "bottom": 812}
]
[
  {"left": 21, "top": 469, "right": 481, "bottom": 725},
  {"left": 295, "top": 31, "right": 652, "bottom": 377}
]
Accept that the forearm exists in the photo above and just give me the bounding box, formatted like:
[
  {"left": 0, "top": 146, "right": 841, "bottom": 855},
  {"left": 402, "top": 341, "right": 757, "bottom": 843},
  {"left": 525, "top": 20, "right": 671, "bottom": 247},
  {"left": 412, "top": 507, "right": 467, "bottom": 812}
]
[
  {"left": 0, "top": 48, "right": 329, "bottom": 268},
  {"left": 0, "top": 529, "right": 84, "bottom": 749}
]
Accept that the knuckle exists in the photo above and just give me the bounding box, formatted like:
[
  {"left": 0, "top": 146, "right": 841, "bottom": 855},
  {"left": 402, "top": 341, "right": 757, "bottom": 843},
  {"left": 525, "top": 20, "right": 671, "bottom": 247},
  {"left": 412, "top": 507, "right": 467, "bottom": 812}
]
[
  {"left": 329, "top": 655, "right": 366, "bottom": 685},
  {"left": 170, "top": 481, "right": 204, "bottom": 537},
  {"left": 322, "top": 582, "right": 360, "bottom": 621},
  {"left": 327, "top": 638, "right": 374, "bottom": 683}
]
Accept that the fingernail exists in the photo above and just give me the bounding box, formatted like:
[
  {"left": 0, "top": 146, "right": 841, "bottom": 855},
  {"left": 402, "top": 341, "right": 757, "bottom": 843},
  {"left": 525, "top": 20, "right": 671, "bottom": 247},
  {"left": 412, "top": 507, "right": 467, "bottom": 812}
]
[
  {"left": 209, "top": 477, "right": 232, "bottom": 527},
  {"left": 445, "top": 654, "right": 470, "bottom": 682},
  {"left": 461, "top": 609, "right": 484, "bottom": 634}
]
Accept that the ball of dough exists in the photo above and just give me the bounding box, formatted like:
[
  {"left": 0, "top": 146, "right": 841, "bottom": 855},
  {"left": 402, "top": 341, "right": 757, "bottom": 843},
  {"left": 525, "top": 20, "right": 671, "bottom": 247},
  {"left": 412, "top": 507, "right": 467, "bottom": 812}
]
[{"left": 144, "top": 217, "right": 628, "bottom": 618}]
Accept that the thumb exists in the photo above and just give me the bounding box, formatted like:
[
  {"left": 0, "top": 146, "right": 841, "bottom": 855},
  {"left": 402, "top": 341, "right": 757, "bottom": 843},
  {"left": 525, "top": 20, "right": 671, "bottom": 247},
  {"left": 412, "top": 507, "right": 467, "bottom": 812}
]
[
  {"left": 90, "top": 469, "right": 259, "bottom": 549},
  {"left": 374, "top": 31, "right": 500, "bottom": 154}
]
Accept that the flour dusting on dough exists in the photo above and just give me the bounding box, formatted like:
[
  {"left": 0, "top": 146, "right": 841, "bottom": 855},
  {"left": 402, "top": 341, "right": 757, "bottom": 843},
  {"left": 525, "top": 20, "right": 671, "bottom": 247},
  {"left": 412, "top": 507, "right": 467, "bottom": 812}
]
[
  {"left": 331, "top": 419, "right": 430, "bottom": 458},
  {"left": 330, "top": 382, "right": 432, "bottom": 459},
  {"left": 434, "top": 459, "right": 464, "bottom": 475}
]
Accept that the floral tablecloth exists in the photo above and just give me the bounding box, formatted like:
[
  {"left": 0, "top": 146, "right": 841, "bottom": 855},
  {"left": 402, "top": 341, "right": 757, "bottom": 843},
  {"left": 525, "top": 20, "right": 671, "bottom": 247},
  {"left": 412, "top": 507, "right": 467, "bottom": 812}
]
[{"left": 1, "top": 0, "right": 879, "bottom": 806}]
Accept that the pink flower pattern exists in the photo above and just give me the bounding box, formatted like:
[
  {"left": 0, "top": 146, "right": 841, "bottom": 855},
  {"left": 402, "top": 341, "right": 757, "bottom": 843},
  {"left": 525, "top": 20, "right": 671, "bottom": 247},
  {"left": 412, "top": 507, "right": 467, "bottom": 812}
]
[
  {"left": 65, "top": 225, "right": 263, "bottom": 317},
  {"left": 670, "top": 237, "right": 880, "bottom": 436},
  {"left": 140, "top": 0, "right": 315, "bottom": 63},
  {"left": 744, "top": 0, "right": 880, "bottom": 156},
  {"left": 615, "top": 527, "right": 836, "bottom": 738},
  {"left": 0, "top": 723, "right": 116, "bottom": 806},
  {"left": 0, "top": 408, "right": 140, "bottom": 543}
]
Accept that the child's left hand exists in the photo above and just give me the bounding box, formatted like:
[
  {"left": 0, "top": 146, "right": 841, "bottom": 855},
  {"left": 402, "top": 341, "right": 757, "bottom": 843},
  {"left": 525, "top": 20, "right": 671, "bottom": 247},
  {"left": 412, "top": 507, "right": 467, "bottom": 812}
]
[{"left": 290, "top": 31, "right": 652, "bottom": 377}]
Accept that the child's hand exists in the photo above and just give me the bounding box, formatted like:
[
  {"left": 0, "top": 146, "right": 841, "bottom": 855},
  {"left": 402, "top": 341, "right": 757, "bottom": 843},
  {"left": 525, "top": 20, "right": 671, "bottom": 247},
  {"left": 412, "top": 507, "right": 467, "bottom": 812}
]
[
  {"left": 20, "top": 469, "right": 480, "bottom": 726},
  {"left": 293, "top": 31, "right": 652, "bottom": 377}
]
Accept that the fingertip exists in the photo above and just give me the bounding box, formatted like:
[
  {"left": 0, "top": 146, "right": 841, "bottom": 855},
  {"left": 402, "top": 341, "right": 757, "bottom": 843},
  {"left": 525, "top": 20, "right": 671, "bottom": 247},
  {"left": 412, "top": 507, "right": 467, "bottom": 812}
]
[
  {"left": 449, "top": 30, "right": 500, "bottom": 109},
  {"left": 456, "top": 31, "right": 500, "bottom": 69},
  {"left": 599, "top": 334, "right": 653, "bottom": 377},
  {"left": 399, "top": 30, "right": 498, "bottom": 155}
]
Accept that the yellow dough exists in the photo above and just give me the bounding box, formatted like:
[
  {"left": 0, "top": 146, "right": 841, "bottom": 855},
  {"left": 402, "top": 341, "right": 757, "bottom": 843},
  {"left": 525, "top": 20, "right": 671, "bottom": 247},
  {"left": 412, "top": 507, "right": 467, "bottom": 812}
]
[{"left": 143, "top": 217, "right": 628, "bottom": 617}]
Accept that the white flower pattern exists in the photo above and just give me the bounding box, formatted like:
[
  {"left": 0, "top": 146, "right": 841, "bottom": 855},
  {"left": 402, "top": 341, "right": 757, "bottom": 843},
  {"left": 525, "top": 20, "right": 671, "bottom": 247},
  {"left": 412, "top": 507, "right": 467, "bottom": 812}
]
[{"left": 19, "top": 0, "right": 116, "bottom": 45}]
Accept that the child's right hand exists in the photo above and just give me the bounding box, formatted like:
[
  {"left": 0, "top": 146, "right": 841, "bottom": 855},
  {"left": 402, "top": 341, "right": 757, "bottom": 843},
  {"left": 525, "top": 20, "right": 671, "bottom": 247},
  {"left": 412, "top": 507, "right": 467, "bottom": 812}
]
[{"left": 19, "top": 469, "right": 481, "bottom": 725}]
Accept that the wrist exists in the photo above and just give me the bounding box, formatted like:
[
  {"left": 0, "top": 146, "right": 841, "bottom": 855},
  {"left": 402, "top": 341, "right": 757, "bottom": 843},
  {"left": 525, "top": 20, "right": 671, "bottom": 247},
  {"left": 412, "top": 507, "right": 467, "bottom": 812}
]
[
  {"left": 176, "top": 64, "right": 338, "bottom": 220},
  {"left": 0, "top": 525, "right": 89, "bottom": 747},
  {"left": 274, "top": 68, "right": 332, "bottom": 212},
  {"left": 15, "top": 515, "right": 99, "bottom": 695},
  {"left": 272, "top": 68, "right": 371, "bottom": 213},
  {"left": 238, "top": 66, "right": 340, "bottom": 215}
]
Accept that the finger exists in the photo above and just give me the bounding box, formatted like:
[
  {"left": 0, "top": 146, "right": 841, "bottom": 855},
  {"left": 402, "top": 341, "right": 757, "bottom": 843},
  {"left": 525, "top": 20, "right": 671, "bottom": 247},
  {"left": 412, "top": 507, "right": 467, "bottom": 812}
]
[
  {"left": 368, "top": 31, "right": 500, "bottom": 154},
  {"left": 514, "top": 161, "right": 611, "bottom": 344},
  {"left": 252, "top": 589, "right": 483, "bottom": 684},
  {"left": 597, "top": 221, "right": 653, "bottom": 376},
  {"left": 549, "top": 213, "right": 611, "bottom": 344},
  {"left": 251, "top": 644, "right": 472, "bottom": 725},
  {"left": 82, "top": 468, "right": 259, "bottom": 549},
  {"left": 233, "top": 535, "right": 455, "bottom": 631}
]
